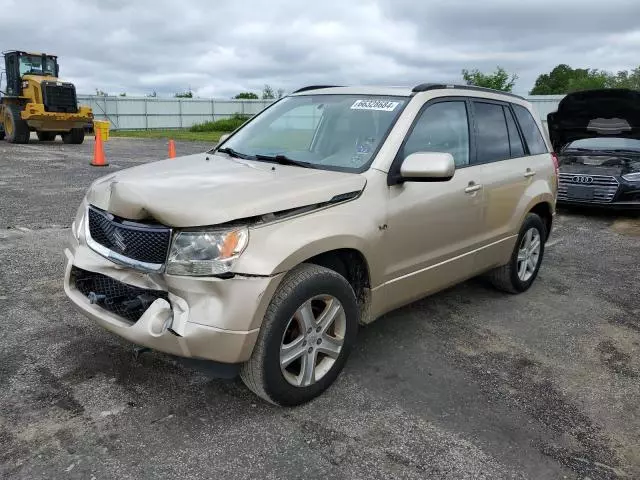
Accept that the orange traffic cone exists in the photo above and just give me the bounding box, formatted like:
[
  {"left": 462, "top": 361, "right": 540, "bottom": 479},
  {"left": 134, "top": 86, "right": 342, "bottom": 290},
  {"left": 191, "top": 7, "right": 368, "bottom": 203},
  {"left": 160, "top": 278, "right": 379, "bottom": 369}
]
[
  {"left": 168, "top": 139, "right": 176, "bottom": 159},
  {"left": 91, "top": 127, "right": 108, "bottom": 167}
]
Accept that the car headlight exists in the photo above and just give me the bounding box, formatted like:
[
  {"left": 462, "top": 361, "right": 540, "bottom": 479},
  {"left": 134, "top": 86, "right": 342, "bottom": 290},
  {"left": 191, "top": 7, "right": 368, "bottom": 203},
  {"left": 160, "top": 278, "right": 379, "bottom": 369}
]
[
  {"left": 166, "top": 227, "right": 249, "bottom": 276},
  {"left": 622, "top": 172, "right": 640, "bottom": 182}
]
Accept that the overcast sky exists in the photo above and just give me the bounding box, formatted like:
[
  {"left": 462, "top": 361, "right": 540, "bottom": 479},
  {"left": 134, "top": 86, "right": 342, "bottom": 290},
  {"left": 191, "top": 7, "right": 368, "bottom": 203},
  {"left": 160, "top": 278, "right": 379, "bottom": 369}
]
[{"left": 1, "top": 0, "right": 639, "bottom": 98}]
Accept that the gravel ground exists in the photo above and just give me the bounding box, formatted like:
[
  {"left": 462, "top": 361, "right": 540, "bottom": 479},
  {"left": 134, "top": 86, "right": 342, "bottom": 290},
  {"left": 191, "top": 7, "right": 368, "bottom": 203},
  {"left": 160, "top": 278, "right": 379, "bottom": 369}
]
[{"left": 1, "top": 136, "right": 639, "bottom": 479}]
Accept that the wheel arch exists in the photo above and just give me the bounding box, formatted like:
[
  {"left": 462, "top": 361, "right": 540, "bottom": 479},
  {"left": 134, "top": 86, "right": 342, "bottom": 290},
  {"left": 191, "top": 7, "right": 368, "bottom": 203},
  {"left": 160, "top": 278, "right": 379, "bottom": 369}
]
[{"left": 527, "top": 201, "right": 554, "bottom": 240}]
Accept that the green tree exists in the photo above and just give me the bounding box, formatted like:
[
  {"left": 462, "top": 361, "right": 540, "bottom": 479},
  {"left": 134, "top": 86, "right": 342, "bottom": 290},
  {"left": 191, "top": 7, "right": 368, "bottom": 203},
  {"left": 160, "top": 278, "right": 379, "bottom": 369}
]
[
  {"left": 612, "top": 67, "right": 640, "bottom": 90},
  {"left": 119, "top": 92, "right": 127, "bottom": 97},
  {"left": 461, "top": 66, "right": 518, "bottom": 92},
  {"left": 529, "top": 64, "right": 640, "bottom": 94},
  {"left": 146, "top": 91, "right": 157, "bottom": 98},
  {"left": 529, "top": 64, "right": 575, "bottom": 94},
  {"left": 175, "top": 90, "right": 193, "bottom": 98},
  {"left": 234, "top": 92, "right": 259, "bottom": 99}
]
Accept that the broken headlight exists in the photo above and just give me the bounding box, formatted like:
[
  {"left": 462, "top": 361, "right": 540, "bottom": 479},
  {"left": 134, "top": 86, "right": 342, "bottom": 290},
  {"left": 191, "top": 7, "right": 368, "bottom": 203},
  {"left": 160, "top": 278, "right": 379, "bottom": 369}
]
[{"left": 166, "top": 227, "right": 249, "bottom": 276}]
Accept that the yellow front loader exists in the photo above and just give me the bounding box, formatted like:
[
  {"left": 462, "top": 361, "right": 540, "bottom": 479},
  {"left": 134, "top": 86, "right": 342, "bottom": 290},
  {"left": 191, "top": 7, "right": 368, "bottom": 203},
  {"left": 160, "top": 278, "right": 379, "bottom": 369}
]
[{"left": 0, "top": 50, "right": 93, "bottom": 144}]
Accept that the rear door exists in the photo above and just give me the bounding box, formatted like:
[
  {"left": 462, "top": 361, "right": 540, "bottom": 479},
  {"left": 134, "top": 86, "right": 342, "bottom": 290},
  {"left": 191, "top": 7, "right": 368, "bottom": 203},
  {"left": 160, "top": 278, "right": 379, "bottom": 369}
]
[{"left": 470, "top": 100, "right": 533, "bottom": 271}]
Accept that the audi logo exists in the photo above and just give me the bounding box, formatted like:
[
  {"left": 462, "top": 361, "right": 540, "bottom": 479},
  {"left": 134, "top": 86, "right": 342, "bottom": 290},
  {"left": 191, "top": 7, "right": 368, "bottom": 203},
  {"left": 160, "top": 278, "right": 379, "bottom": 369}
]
[{"left": 571, "top": 175, "right": 594, "bottom": 184}]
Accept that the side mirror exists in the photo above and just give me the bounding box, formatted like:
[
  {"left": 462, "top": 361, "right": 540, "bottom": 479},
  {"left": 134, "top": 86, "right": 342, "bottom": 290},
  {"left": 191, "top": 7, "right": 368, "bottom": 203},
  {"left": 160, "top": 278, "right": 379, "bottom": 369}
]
[
  {"left": 400, "top": 152, "right": 455, "bottom": 181},
  {"left": 218, "top": 133, "right": 230, "bottom": 144}
]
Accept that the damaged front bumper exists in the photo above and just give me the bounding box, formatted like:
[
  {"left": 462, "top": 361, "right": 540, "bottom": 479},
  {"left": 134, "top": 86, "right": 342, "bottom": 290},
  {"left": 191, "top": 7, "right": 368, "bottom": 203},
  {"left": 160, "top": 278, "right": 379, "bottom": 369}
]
[{"left": 63, "top": 232, "right": 284, "bottom": 364}]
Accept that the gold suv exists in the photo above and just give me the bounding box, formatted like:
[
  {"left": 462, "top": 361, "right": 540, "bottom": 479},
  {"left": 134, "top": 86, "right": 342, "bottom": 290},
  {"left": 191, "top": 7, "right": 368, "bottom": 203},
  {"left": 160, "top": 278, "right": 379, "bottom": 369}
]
[{"left": 64, "top": 84, "right": 557, "bottom": 405}]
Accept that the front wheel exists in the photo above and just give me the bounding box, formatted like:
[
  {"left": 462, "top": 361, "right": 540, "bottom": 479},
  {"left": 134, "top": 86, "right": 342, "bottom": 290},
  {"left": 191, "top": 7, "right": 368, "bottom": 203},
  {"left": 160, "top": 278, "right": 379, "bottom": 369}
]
[
  {"left": 487, "top": 213, "right": 546, "bottom": 293},
  {"left": 241, "top": 264, "right": 359, "bottom": 406}
]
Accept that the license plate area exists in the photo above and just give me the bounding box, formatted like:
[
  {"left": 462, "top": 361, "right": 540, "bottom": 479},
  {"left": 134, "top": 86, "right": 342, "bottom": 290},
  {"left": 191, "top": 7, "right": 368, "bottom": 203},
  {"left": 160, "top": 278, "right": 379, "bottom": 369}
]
[{"left": 567, "top": 185, "right": 595, "bottom": 200}]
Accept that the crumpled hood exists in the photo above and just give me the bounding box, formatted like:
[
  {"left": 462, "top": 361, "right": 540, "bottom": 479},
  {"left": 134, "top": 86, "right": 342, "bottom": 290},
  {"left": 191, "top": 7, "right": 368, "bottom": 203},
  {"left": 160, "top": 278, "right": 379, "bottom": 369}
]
[
  {"left": 86, "top": 153, "right": 366, "bottom": 227},
  {"left": 548, "top": 89, "right": 640, "bottom": 151}
]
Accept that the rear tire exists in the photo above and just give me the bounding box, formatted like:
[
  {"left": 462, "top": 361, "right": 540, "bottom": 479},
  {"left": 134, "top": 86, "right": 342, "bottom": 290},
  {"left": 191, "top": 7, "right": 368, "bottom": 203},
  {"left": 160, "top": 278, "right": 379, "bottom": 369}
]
[
  {"left": 241, "top": 264, "right": 359, "bottom": 406},
  {"left": 62, "top": 128, "right": 84, "bottom": 144},
  {"left": 487, "top": 213, "right": 546, "bottom": 293},
  {"left": 3, "top": 104, "right": 30, "bottom": 144},
  {"left": 36, "top": 131, "right": 56, "bottom": 142}
]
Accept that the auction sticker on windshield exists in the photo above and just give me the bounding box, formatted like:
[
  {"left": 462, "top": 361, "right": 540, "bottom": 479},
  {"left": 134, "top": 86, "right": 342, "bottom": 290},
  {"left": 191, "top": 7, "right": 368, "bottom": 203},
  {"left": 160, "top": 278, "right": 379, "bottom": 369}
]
[{"left": 351, "top": 99, "right": 399, "bottom": 111}]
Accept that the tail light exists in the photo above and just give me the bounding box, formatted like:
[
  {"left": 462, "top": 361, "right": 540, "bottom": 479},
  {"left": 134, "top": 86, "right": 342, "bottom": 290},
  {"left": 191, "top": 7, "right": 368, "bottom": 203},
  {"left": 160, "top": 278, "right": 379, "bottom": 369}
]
[
  {"left": 551, "top": 152, "right": 559, "bottom": 191},
  {"left": 551, "top": 152, "right": 559, "bottom": 174}
]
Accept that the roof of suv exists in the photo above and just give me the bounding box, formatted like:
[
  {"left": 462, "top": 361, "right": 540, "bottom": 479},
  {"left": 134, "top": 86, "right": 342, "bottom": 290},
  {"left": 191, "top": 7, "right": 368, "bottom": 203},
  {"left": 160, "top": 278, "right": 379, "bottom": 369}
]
[{"left": 290, "top": 84, "right": 526, "bottom": 102}]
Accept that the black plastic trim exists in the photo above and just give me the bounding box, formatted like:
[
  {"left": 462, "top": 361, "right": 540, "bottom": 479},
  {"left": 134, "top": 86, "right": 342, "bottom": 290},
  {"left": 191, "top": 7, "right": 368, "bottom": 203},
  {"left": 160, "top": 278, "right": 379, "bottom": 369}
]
[{"left": 292, "top": 85, "right": 342, "bottom": 94}]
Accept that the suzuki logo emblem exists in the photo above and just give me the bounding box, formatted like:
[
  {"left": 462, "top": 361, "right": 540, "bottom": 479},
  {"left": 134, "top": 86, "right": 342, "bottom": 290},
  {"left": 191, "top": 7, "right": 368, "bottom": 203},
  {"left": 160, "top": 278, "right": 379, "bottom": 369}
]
[
  {"left": 571, "top": 175, "right": 594, "bottom": 184},
  {"left": 112, "top": 230, "right": 127, "bottom": 252}
]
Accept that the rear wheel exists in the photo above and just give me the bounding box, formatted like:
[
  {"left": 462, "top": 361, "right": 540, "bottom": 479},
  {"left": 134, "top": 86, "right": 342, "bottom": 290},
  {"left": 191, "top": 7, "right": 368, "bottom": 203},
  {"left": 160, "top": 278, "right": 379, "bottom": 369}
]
[
  {"left": 241, "top": 264, "right": 359, "bottom": 406},
  {"left": 3, "top": 104, "right": 30, "bottom": 144},
  {"left": 36, "top": 131, "right": 56, "bottom": 142},
  {"left": 487, "top": 213, "right": 546, "bottom": 293},
  {"left": 62, "top": 128, "right": 85, "bottom": 144}
]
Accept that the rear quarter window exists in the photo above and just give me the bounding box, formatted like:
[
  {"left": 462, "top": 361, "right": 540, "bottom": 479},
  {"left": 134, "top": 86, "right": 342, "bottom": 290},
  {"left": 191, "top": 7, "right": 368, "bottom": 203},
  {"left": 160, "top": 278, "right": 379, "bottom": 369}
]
[{"left": 512, "top": 104, "right": 548, "bottom": 155}]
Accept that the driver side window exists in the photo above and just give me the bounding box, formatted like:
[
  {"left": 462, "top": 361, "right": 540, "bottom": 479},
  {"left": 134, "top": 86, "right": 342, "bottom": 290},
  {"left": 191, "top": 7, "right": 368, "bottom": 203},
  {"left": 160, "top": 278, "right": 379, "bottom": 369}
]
[{"left": 403, "top": 101, "right": 470, "bottom": 167}]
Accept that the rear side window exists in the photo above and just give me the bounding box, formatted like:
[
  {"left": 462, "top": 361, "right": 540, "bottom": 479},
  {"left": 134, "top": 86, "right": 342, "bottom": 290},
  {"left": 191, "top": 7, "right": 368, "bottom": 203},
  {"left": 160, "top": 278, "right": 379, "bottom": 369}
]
[
  {"left": 473, "top": 102, "right": 510, "bottom": 164},
  {"left": 504, "top": 107, "right": 525, "bottom": 157},
  {"left": 512, "top": 104, "right": 548, "bottom": 154}
]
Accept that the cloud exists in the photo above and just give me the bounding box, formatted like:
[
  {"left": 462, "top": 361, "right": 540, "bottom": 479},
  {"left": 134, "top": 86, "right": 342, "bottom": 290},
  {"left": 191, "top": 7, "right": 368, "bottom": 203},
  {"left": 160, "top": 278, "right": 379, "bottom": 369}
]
[{"left": 1, "top": 0, "right": 639, "bottom": 97}]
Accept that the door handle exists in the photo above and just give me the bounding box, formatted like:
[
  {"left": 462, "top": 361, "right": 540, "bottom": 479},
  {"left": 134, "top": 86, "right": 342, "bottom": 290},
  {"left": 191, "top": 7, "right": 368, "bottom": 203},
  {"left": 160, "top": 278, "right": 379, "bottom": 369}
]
[
  {"left": 464, "top": 183, "right": 482, "bottom": 193},
  {"left": 524, "top": 169, "right": 536, "bottom": 178}
]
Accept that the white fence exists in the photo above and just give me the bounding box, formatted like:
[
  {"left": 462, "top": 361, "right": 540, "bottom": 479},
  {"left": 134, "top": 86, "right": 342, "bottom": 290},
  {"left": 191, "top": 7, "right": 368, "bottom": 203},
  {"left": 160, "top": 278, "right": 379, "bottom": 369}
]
[
  {"left": 78, "top": 95, "right": 565, "bottom": 131},
  {"left": 78, "top": 96, "right": 274, "bottom": 130}
]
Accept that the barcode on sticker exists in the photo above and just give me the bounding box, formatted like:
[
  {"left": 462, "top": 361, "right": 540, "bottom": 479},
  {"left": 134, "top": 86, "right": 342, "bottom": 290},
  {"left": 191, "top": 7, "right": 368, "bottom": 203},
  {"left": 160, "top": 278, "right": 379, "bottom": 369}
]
[{"left": 351, "top": 100, "right": 399, "bottom": 112}]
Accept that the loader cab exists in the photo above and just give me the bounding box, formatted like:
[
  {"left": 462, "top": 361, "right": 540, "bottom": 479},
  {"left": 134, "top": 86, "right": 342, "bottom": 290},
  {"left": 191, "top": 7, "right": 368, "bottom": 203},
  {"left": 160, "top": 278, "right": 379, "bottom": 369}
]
[{"left": 3, "top": 51, "right": 59, "bottom": 96}]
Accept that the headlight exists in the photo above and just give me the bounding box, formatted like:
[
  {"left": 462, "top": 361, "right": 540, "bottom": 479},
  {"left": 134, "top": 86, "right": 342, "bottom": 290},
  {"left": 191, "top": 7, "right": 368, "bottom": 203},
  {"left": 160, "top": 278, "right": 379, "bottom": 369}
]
[
  {"left": 166, "top": 227, "right": 249, "bottom": 276},
  {"left": 622, "top": 172, "right": 640, "bottom": 182}
]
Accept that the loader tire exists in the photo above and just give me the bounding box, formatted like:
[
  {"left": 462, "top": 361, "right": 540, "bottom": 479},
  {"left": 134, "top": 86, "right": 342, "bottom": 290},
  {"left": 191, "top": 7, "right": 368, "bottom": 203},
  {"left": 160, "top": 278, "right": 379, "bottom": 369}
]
[
  {"left": 3, "top": 104, "right": 30, "bottom": 144},
  {"left": 36, "top": 131, "right": 56, "bottom": 142},
  {"left": 62, "top": 128, "right": 85, "bottom": 145}
]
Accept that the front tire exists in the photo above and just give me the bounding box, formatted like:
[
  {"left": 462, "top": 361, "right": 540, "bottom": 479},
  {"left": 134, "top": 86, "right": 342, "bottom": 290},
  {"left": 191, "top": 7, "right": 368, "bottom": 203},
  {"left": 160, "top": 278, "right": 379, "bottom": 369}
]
[
  {"left": 62, "top": 128, "right": 85, "bottom": 144},
  {"left": 241, "top": 264, "right": 359, "bottom": 406},
  {"left": 488, "top": 213, "right": 546, "bottom": 293},
  {"left": 3, "top": 104, "right": 30, "bottom": 144}
]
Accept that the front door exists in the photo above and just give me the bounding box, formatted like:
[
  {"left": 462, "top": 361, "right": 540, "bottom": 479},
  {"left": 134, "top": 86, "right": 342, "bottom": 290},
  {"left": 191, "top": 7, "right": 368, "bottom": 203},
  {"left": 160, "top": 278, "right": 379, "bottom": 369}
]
[{"left": 381, "top": 99, "right": 486, "bottom": 313}]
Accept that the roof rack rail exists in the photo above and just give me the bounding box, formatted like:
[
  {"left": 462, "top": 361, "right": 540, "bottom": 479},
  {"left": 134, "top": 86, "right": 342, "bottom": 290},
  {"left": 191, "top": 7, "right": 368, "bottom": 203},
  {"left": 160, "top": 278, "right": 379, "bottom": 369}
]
[
  {"left": 411, "top": 83, "right": 524, "bottom": 99},
  {"left": 292, "top": 85, "right": 342, "bottom": 94}
]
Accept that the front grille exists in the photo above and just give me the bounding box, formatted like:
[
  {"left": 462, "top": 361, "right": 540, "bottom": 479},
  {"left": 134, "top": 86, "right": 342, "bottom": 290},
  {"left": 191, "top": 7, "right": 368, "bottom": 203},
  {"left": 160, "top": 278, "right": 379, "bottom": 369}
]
[
  {"left": 72, "top": 266, "right": 168, "bottom": 323},
  {"left": 42, "top": 82, "right": 78, "bottom": 113},
  {"left": 558, "top": 173, "right": 620, "bottom": 203},
  {"left": 88, "top": 206, "right": 172, "bottom": 266}
]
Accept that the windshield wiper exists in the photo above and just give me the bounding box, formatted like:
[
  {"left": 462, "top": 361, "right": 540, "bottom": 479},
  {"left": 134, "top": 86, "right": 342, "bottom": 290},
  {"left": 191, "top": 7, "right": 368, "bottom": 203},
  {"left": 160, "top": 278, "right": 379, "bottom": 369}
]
[
  {"left": 563, "top": 147, "right": 595, "bottom": 153},
  {"left": 598, "top": 149, "right": 640, "bottom": 155},
  {"left": 216, "top": 147, "right": 252, "bottom": 159},
  {"left": 254, "top": 153, "right": 317, "bottom": 169}
]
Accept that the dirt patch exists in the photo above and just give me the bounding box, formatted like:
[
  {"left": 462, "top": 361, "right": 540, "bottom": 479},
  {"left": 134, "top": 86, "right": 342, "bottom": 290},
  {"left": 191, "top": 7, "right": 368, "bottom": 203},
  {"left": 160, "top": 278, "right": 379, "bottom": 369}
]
[
  {"left": 597, "top": 340, "right": 638, "bottom": 378},
  {"left": 611, "top": 218, "right": 640, "bottom": 237}
]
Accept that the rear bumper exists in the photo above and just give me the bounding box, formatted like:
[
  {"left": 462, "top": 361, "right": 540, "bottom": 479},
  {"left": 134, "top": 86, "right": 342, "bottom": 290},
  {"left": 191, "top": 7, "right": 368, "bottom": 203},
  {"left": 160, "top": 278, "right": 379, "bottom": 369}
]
[{"left": 63, "top": 234, "right": 284, "bottom": 364}]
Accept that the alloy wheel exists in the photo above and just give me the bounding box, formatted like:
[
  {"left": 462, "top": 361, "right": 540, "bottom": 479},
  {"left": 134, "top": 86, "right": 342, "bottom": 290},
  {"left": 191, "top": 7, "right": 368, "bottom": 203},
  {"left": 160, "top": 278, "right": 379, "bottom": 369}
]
[
  {"left": 517, "top": 227, "right": 541, "bottom": 281},
  {"left": 280, "top": 295, "right": 346, "bottom": 387}
]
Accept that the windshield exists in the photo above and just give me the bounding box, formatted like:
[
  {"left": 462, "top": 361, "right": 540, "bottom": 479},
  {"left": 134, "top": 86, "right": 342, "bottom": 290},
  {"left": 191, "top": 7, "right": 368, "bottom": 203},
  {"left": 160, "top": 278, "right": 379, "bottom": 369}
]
[
  {"left": 19, "top": 54, "right": 56, "bottom": 76},
  {"left": 564, "top": 137, "right": 640, "bottom": 152},
  {"left": 219, "top": 94, "right": 408, "bottom": 172}
]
